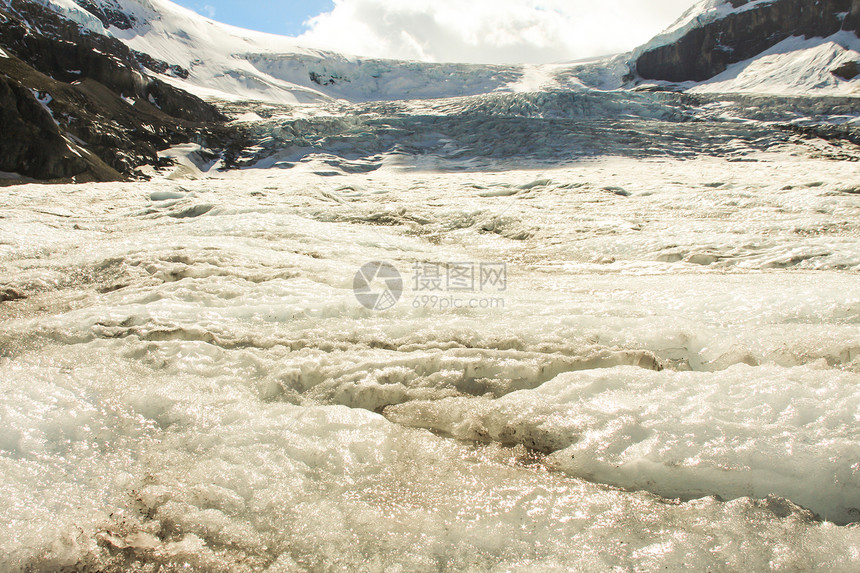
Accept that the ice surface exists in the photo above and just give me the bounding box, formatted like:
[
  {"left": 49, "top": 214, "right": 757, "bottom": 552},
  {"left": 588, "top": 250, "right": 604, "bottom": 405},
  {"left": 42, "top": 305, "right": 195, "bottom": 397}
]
[
  {"left": 388, "top": 364, "right": 860, "bottom": 524},
  {"left": 1, "top": 143, "right": 859, "bottom": 570},
  {"left": 157, "top": 144, "right": 222, "bottom": 180},
  {"left": 2, "top": 5, "right": 860, "bottom": 564},
  {"left": 230, "top": 89, "right": 860, "bottom": 178},
  {"left": 35, "top": 0, "right": 110, "bottom": 36}
]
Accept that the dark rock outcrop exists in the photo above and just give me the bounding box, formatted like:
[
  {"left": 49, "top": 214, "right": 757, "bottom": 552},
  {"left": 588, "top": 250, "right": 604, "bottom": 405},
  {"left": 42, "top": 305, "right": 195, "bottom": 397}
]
[
  {"left": 0, "top": 74, "right": 90, "bottom": 179},
  {"left": 71, "top": 0, "right": 135, "bottom": 30},
  {"left": 0, "top": 286, "right": 26, "bottom": 302},
  {"left": 132, "top": 49, "right": 190, "bottom": 79},
  {"left": 636, "top": 0, "right": 860, "bottom": 82},
  {"left": 0, "top": 0, "right": 241, "bottom": 181},
  {"left": 832, "top": 60, "right": 860, "bottom": 80},
  {"left": 0, "top": 1, "right": 207, "bottom": 117}
]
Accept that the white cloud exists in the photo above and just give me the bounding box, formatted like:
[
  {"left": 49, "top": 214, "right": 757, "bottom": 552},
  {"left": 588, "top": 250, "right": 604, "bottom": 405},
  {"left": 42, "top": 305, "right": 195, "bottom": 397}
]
[
  {"left": 299, "top": 0, "right": 699, "bottom": 64},
  {"left": 195, "top": 3, "right": 216, "bottom": 19}
]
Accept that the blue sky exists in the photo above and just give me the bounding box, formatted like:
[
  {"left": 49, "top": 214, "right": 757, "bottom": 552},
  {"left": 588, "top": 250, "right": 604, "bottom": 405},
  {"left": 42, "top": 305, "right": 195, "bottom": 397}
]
[{"left": 173, "top": 1, "right": 334, "bottom": 36}]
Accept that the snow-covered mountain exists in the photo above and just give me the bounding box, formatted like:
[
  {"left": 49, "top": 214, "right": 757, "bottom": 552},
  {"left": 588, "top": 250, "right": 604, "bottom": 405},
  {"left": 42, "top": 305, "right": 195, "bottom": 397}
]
[
  {"left": 0, "top": 0, "right": 239, "bottom": 181},
  {"left": 634, "top": 0, "right": 860, "bottom": 95},
  {"left": 2, "top": 0, "right": 860, "bottom": 183},
  {"left": 9, "top": 0, "right": 860, "bottom": 106},
  {"left": 44, "top": 0, "right": 860, "bottom": 101},
  {"left": 23, "top": 0, "right": 529, "bottom": 105}
]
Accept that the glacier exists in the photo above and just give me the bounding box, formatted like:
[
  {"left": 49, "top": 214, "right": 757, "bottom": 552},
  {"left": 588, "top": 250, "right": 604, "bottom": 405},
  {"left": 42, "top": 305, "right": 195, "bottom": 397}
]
[
  {"left": 1, "top": 124, "right": 859, "bottom": 570},
  {"left": 19, "top": 0, "right": 858, "bottom": 104},
  {"left": 1, "top": 0, "right": 860, "bottom": 571}
]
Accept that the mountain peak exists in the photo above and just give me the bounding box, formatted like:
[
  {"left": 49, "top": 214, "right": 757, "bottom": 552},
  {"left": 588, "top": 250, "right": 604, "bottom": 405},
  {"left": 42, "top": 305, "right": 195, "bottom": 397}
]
[{"left": 635, "top": 0, "right": 860, "bottom": 84}]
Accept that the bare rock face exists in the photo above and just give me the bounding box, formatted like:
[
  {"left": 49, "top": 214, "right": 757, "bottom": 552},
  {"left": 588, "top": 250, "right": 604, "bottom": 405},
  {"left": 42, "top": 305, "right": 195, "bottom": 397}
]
[
  {"left": 71, "top": 0, "right": 136, "bottom": 30},
  {"left": 0, "top": 75, "right": 88, "bottom": 179},
  {"left": 0, "top": 0, "right": 239, "bottom": 182},
  {"left": 636, "top": 0, "right": 860, "bottom": 82},
  {"left": 832, "top": 60, "right": 860, "bottom": 80}
]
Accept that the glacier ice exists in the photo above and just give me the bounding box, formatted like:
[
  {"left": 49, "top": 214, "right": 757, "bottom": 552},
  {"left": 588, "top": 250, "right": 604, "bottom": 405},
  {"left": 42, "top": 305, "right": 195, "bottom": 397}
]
[{"left": 1, "top": 147, "right": 859, "bottom": 570}]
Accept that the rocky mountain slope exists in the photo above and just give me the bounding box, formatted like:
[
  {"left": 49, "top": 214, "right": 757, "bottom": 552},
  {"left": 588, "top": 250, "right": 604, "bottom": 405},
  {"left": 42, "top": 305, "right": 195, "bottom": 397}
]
[
  {"left": 0, "top": 0, "right": 240, "bottom": 182},
  {"left": 23, "top": 0, "right": 523, "bottom": 105},
  {"left": 635, "top": 0, "right": 860, "bottom": 83}
]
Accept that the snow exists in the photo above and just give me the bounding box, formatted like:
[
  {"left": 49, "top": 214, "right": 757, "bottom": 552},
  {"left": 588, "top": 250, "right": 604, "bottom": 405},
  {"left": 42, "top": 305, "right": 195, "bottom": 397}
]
[
  {"left": 0, "top": 47, "right": 8, "bottom": 58},
  {"left": 28, "top": 89, "right": 52, "bottom": 110},
  {"left": 17, "top": 1, "right": 610, "bottom": 103},
  {"left": 511, "top": 64, "right": 563, "bottom": 93},
  {"left": 27, "top": 0, "right": 860, "bottom": 104},
  {"left": 632, "top": 0, "right": 727, "bottom": 59},
  {"left": 27, "top": 89, "right": 62, "bottom": 130},
  {"left": 1, "top": 148, "right": 859, "bottom": 570},
  {"left": 230, "top": 111, "right": 264, "bottom": 123},
  {"left": 37, "top": 0, "right": 110, "bottom": 35},
  {"left": 631, "top": 1, "right": 860, "bottom": 97},
  {"left": 157, "top": 143, "right": 222, "bottom": 179},
  {"left": 45, "top": 0, "right": 524, "bottom": 104},
  {"left": 690, "top": 33, "right": 860, "bottom": 96}
]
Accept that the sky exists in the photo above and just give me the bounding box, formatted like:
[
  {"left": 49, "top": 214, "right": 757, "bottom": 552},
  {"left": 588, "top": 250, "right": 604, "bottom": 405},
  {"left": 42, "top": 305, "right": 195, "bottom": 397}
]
[
  {"left": 172, "top": 0, "right": 701, "bottom": 64},
  {"left": 173, "top": 1, "right": 335, "bottom": 36}
]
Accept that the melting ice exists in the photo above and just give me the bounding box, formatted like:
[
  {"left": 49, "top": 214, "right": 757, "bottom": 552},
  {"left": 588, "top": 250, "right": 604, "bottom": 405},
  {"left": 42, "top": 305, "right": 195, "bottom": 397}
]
[{"left": 1, "top": 91, "right": 859, "bottom": 571}]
